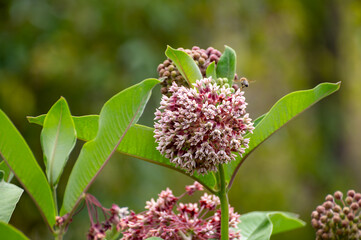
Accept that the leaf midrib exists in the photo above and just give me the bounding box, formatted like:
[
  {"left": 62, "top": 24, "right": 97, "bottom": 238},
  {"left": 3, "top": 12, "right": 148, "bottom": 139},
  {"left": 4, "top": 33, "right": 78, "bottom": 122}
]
[{"left": 48, "top": 105, "right": 63, "bottom": 184}]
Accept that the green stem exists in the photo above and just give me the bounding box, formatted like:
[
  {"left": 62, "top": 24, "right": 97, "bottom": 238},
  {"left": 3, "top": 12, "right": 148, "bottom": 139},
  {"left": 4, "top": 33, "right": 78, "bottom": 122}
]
[
  {"left": 54, "top": 232, "right": 63, "bottom": 240},
  {"left": 52, "top": 185, "right": 58, "bottom": 214},
  {"left": 52, "top": 185, "right": 62, "bottom": 240},
  {"left": 218, "top": 164, "right": 229, "bottom": 240}
]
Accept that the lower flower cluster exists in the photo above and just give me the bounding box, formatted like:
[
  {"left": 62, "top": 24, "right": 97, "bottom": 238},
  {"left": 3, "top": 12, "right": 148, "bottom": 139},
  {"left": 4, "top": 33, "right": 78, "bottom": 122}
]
[
  {"left": 311, "top": 190, "right": 361, "bottom": 240},
  {"left": 119, "top": 182, "right": 241, "bottom": 240}
]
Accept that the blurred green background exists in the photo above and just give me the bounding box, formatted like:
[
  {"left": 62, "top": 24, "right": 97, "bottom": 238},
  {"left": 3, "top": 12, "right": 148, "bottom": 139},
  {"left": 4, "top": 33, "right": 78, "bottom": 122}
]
[{"left": 1, "top": 0, "right": 361, "bottom": 239}]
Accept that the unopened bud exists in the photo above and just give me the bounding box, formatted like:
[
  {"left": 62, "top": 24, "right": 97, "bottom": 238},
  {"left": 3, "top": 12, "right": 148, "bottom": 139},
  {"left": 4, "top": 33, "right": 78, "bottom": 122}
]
[
  {"left": 351, "top": 202, "right": 359, "bottom": 211},
  {"left": 325, "top": 194, "right": 334, "bottom": 202},
  {"left": 317, "top": 206, "right": 326, "bottom": 213},
  {"left": 324, "top": 201, "right": 333, "bottom": 210},
  {"left": 347, "top": 213, "right": 355, "bottom": 221},
  {"left": 312, "top": 211, "right": 320, "bottom": 219},
  {"left": 334, "top": 191, "right": 343, "bottom": 200},
  {"left": 333, "top": 215, "right": 341, "bottom": 223},
  {"left": 311, "top": 219, "right": 320, "bottom": 228},
  {"left": 347, "top": 190, "right": 356, "bottom": 198},
  {"left": 346, "top": 196, "right": 353, "bottom": 205},
  {"left": 342, "top": 219, "right": 349, "bottom": 228},
  {"left": 333, "top": 205, "right": 342, "bottom": 212}
]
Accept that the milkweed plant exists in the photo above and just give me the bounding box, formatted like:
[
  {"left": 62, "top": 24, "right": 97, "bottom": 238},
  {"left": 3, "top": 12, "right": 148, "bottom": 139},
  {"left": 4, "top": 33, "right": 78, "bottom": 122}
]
[{"left": 0, "top": 45, "right": 341, "bottom": 240}]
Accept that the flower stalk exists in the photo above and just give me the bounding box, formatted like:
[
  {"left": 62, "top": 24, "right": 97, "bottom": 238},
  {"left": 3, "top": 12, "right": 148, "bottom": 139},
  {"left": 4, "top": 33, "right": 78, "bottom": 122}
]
[{"left": 218, "top": 164, "right": 229, "bottom": 240}]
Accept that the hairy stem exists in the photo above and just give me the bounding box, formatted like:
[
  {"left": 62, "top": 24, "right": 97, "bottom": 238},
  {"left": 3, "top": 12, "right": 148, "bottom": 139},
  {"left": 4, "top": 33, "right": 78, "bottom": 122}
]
[{"left": 218, "top": 164, "right": 229, "bottom": 240}]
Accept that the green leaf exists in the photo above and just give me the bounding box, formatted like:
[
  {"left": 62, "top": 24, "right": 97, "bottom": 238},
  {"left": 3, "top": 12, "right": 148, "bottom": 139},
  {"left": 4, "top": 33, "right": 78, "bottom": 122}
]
[
  {"left": 0, "top": 221, "right": 29, "bottom": 240},
  {"left": 0, "top": 110, "right": 56, "bottom": 227},
  {"left": 118, "top": 125, "right": 218, "bottom": 192},
  {"left": 0, "top": 161, "right": 12, "bottom": 182},
  {"left": 28, "top": 115, "right": 99, "bottom": 142},
  {"left": 27, "top": 114, "right": 268, "bottom": 194},
  {"left": 226, "top": 82, "right": 341, "bottom": 185},
  {"left": 29, "top": 118, "right": 219, "bottom": 193},
  {"left": 0, "top": 181, "right": 23, "bottom": 223},
  {"left": 30, "top": 83, "right": 340, "bottom": 194},
  {"left": 236, "top": 211, "right": 305, "bottom": 240},
  {"left": 252, "top": 114, "right": 266, "bottom": 129},
  {"left": 216, "top": 45, "right": 236, "bottom": 85},
  {"left": 60, "top": 79, "right": 159, "bottom": 215},
  {"left": 206, "top": 61, "right": 217, "bottom": 80},
  {"left": 41, "top": 97, "right": 77, "bottom": 186},
  {"left": 165, "top": 46, "right": 202, "bottom": 86}
]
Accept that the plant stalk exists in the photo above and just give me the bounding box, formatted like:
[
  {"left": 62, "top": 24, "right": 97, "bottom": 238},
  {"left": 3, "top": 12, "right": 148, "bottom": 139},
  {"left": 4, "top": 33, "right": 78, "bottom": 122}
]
[
  {"left": 218, "top": 164, "right": 229, "bottom": 240},
  {"left": 52, "top": 185, "right": 58, "bottom": 214},
  {"left": 54, "top": 232, "right": 63, "bottom": 240}
]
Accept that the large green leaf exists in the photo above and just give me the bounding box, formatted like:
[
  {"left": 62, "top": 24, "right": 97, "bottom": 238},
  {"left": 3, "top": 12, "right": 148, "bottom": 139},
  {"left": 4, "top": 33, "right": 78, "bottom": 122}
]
[
  {"left": 216, "top": 45, "right": 236, "bottom": 85},
  {"left": 29, "top": 83, "right": 340, "bottom": 194},
  {"left": 0, "top": 110, "right": 56, "bottom": 227},
  {"left": 60, "top": 79, "right": 159, "bottom": 215},
  {"left": 165, "top": 46, "right": 202, "bottom": 86},
  {"left": 28, "top": 118, "right": 218, "bottom": 193},
  {"left": 0, "top": 221, "right": 29, "bottom": 240},
  {"left": 236, "top": 211, "right": 305, "bottom": 240},
  {"left": 226, "top": 82, "right": 341, "bottom": 186},
  {"left": 0, "top": 179, "right": 23, "bottom": 223},
  {"left": 41, "top": 97, "right": 77, "bottom": 186}
]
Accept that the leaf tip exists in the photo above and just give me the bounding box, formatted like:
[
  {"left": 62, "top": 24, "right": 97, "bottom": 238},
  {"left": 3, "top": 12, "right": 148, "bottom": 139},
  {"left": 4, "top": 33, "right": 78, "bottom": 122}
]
[{"left": 26, "top": 116, "right": 36, "bottom": 124}]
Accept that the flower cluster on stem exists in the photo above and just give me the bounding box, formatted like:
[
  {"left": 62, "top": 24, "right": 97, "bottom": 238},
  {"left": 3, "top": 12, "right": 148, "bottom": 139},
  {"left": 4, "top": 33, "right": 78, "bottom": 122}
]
[
  {"left": 154, "top": 77, "right": 254, "bottom": 175},
  {"left": 118, "top": 182, "right": 241, "bottom": 239}
]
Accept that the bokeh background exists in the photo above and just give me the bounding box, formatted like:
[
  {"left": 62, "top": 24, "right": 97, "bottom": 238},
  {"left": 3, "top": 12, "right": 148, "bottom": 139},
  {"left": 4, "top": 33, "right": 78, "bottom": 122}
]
[{"left": 1, "top": 0, "right": 361, "bottom": 239}]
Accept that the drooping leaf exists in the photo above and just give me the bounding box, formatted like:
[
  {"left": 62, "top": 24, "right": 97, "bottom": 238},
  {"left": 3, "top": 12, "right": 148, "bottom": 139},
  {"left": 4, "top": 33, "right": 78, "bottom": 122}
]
[
  {"left": 41, "top": 97, "right": 77, "bottom": 186},
  {"left": 165, "top": 46, "right": 202, "bottom": 86},
  {"left": 216, "top": 45, "right": 236, "bottom": 85},
  {"left": 0, "top": 180, "right": 23, "bottom": 223},
  {"left": 206, "top": 61, "right": 217, "bottom": 80},
  {"left": 0, "top": 221, "right": 29, "bottom": 240},
  {"left": 235, "top": 211, "right": 305, "bottom": 240},
  {"left": 60, "top": 79, "right": 159, "bottom": 215},
  {"left": 226, "top": 82, "right": 341, "bottom": 185},
  {"left": 0, "top": 110, "right": 56, "bottom": 227}
]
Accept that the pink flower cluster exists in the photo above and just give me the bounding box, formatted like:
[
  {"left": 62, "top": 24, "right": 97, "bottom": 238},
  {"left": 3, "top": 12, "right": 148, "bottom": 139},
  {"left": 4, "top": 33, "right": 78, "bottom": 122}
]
[
  {"left": 154, "top": 77, "right": 254, "bottom": 175},
  {"left": 118, "top": 182, "right": 241, "bottom": 239}
]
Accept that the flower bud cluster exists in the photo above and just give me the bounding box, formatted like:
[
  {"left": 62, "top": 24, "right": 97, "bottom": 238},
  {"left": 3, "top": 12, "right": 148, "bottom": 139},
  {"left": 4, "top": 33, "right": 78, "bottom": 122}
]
[
  {"left": 154, "top": 77, "right": 254, "bottom": 175},
  {"left": 119, "top": 182, "right": 241, "bottom": 240},
  {"left": 311, "top": 190, "right": 361, "bottom": 240},
  {"left": 212, "top": 77, "right": 234, "bottom": 91},
  {"left": 158, "top": 46, "right": 222, "bottom": 96}
]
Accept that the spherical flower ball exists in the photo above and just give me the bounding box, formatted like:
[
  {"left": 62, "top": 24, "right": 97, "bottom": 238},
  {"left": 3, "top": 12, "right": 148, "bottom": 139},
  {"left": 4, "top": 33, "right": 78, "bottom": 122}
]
[{"left": 154, "top": 77, "right": 254, "bottom": 175}]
